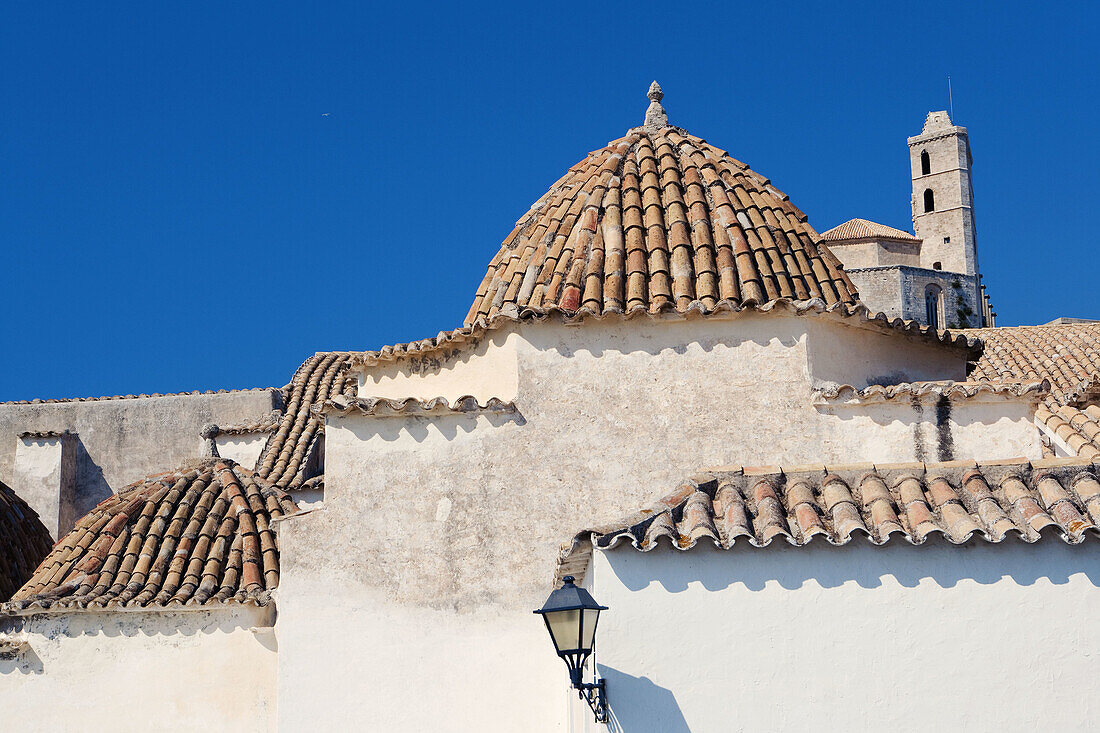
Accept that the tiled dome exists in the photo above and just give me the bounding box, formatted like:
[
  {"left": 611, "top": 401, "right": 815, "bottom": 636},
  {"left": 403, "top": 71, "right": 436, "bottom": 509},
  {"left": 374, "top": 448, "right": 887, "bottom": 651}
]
[
  {"left": 5, "top": 459, "right": 298, "bottom": 610},
  {"left": 0, "top": 480, "right": 53, "bottom": 601},
  {"left": 466, "top": 82, "right": 858, "bottom": 325}
]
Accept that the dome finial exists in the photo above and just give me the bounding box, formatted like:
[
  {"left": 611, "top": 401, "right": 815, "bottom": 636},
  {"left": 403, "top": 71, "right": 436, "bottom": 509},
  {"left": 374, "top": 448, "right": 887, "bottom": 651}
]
[{"left": 644, "top": 80, "right": 668, "bottom": 130}]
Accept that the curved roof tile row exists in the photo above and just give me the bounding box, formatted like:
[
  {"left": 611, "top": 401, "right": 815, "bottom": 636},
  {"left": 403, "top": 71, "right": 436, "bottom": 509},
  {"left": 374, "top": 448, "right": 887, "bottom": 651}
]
[
  {"left": 968, "top": 322, "right": 1100, "bottom": 401},
  {"left": 466, "top": 126, "right": 857, "bottom": 324},
  {"left": 4, "top": 460, "right": 296, "bottom": 611},
  {"left": 0, "top": 481, "right": 53, "bottom": 602},
  {"left": 558, "top": 459, "right": 1100, "bottom": 582},
  {"left": 255, "top": 352, "right": 357, "bottom": 490}
]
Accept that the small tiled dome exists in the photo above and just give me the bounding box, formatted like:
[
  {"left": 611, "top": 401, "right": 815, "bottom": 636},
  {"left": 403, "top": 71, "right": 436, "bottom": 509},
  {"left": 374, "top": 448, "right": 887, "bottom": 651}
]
[
  {"left": 0, "top": 480, "right": 53, "bottom": 601},
  {"left": 465, "top": 83, "right": 857, "bottom": 325},
  {"left": 5, "top": 459, "right": 298, "bottom": 610}
]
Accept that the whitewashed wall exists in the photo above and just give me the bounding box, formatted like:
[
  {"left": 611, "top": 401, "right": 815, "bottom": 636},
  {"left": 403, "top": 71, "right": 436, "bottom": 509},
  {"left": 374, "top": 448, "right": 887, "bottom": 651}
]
[
  {"left": 586, "top": 541, "right": 1099, "bottom": 732},
  {"left": 0, "top": 606, "right": 277, "bottom": 733},
  {"left": 215, "top": 432, "right": 270, "bottom": 470},
  {"left": 275, "top": 314, "right": 1042, "bottom": 732}
]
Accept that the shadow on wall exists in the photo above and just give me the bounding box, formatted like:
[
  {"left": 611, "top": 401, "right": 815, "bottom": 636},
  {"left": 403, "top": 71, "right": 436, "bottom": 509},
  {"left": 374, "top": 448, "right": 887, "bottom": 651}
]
[
  {"left": 0, "top": 645, "right": 43, "bottom": 675},
  {"left": 522, "top": 316, "right": 804, "bottom": 361},
  {"left": 74, "top": 440, "right": 111, "bottom": 520},
  {"left": 346, "top": 408, "right": 526, "bottom": 445},
  {"left": 608, "top": 536, "right": 1100, "bottom": 594},
  {"left": 597, "top": 665, "right": 689, "bottom": 733}
]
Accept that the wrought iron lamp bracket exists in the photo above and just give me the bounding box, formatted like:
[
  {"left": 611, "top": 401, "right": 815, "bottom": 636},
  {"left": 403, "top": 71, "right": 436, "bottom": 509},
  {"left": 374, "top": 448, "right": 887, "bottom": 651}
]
[{"left": 576, "top": 678, "right": 608, "bottom": 724}]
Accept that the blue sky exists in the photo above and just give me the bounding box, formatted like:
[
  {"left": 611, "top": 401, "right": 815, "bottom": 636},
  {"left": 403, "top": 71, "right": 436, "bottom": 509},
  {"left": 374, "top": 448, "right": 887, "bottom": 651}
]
[{"left": 2, "top": 1, "right": 1097, "bottom": 400}]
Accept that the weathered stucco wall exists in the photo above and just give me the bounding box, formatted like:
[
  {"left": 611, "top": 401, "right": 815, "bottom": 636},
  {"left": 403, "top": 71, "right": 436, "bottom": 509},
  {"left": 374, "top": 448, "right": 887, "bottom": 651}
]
[
  {"left": 814, "top": 396, "right": 1041, "bottom": 465},
  {"left": 804, "top": 316, "right": 966, "bottom": 387},
  {"left": 0, "top": 606, "right": 277, "bottom": 732},
  {"left": 12, "top": 434, "right": 77, "bottom": 539},
  {"left": 275, "top": 314, "right": 1039, "bottom": 731},
  {"left": 273, "top": 565, "right": 568, "bottom": 732},
  {"left": 359, "top": 331, "right": 520, "bottom": 402},
  {"left": 0, "top": 389, "right": 280, "bottom": 517},
  {"left": 586, "top": 540, "right": 1098, "bottom": 732},
  {"left": 215, "top": 432, "right": 270, "bottom": 471}
]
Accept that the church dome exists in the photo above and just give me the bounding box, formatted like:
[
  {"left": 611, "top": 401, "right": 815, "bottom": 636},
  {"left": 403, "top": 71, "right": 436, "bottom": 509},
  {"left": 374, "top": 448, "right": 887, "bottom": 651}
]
[
  {"left": 465, "top": 82, "right": 858, "bottom": 325},
  {"left": 0, "top": 479, "right": 53, "bottom": 601},
  {"left": 4, "top": 459, "right": 298, "bottom": 610}
]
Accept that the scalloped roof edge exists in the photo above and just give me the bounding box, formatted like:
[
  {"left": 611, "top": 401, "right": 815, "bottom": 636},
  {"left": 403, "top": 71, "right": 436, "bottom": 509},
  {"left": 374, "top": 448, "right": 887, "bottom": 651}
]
[
  {"left": 554, "top": 456, "right": 1100, "bottom": 586},
  {"left": 348, "top": 298, "right": 983, "bottom": 368},
  {"left": 812, "top": 379, "right": 1050, "bottom": 404}
]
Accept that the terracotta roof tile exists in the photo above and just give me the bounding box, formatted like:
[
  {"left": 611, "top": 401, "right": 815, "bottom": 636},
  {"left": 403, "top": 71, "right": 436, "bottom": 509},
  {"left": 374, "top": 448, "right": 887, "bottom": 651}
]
[
  {"left": 967, "top": 323, "right": 1100, "bottom": 458},
  {"left": 820, "top": 218, "right": 921, "bottom": 243},
  {"left": 347, "top": 299, "right": 982, "bottom": 370},
  {"left": 255, "top": 352, "right": 357, "bottom": 489},
  {"left": 314, "top": 395, "right": 516, "bottom": 417},
  {"left": 812, "top": 379, "right": 1049, "bottom": 404},
  {"left": 0, "top": 480, "right": 53, "bottom": 602},
  {"left": 559, "top": 459, "right": 1100, "bottom": 580},
  {"left": 465, "top": 126, "right": 858, "bottom": 324},
  {"left": 967, "top": 322, "right": 1100, "bottom": 402},
  {"left": 3, "top": 459, "right": 297, "bottom": 612}
]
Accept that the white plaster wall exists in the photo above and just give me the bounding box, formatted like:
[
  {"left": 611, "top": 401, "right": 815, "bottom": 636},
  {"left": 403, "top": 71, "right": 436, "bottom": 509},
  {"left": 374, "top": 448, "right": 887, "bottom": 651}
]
[
  {"left": 11, "top": 436, "right": 71, "bottom": 539},
  {"left": 587, "top": 541, "right": 1099, "bottom": 732},
  {"left": 274, "top": 565, "right": 570, "bottom": 732},
  {"left": 816, "top": 398, "right": 1041, "bottom": 464},
  {"left": 215, "top": 432, "right": 270, "bottom": 470},
  {"left": 275, "top": 314, "right": 1038, "bottom": 732},
  {"left": 359, "top": 330, "right": 520, "bottom": 402},
  {"left": 0, "top": 606, "right": 277, "bottom": 732},
  {"left": 805, "top": 317, "right": 966, "bottom": 387}
]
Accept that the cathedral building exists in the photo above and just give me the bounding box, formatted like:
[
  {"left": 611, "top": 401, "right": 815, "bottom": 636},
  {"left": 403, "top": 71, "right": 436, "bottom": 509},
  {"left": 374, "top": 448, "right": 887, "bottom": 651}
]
[
  {"left": 822, "top": 110, "right": 995, "bottom": 329},
  {"left": 0, "top": 85, "right": 1096, "bottom": 732}
]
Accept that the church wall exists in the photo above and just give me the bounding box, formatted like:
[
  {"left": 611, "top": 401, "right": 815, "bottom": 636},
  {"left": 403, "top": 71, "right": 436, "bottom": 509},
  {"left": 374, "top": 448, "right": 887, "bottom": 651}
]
[
  {"left": 215, "top": 432, "right": 271, "bottom": 470},
  {"left": 0, "top": 389, "right": 280, "bottom": 528},
  {"left": 845, "top": 267, "right": 982, "bottom": 328},
  {"left": 0, "top": 606, "right": 277, "bottom": 732},
  {"left": 898, "top": 268, "right": 982, "bottom": 329},
  {"left": 586, "top": 540, "right": 1098, "bottom": 732},
  {"left": 274, "top": 314, "right": 1036, "bottom": 731},
  {"left": 813, "top": 396, "right": 1042, "bottom": 464},
  {"left": 358, "top": 330, "right": 520, "bottom": 402},
  {"left": 844, "top": 267, "right": 906, "bottom": 320},
  {"left": 826, "top": 239, "right": 920, "bottom": 269},
  {"left": 804, "top": 316, "right": 966, "bottom": 386}
]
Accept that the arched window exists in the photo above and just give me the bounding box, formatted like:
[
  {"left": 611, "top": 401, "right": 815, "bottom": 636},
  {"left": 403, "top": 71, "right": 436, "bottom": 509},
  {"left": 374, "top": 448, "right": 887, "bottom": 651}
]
[
  {"left": 923, "top": 188, "right": 935, "bottom": 212},
  {"left": 925, "top": 284, "right": 943, "bottom": 329},
  {"left": 920, "top": 150, "right": 930, "bottom": 175}
]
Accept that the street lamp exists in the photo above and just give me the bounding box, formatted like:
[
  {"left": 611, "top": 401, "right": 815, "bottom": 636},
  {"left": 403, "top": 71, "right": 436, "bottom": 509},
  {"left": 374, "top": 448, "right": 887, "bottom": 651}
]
[{"left": 533, "top": 575, "right": 609, "bottom": 723}]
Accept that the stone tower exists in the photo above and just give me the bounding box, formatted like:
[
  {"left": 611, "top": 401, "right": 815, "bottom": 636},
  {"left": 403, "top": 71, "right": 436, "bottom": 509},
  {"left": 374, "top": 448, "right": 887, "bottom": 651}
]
[
  {"left": 822, "top": 110, "right": 994, "bottom": 329},
  {"left": 907, "top": 111, "right": 978, "bottom": 276}
]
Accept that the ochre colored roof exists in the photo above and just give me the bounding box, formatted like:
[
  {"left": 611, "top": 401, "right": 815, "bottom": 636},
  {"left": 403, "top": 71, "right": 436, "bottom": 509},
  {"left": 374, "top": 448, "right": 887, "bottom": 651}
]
[
  {"left": 968, "top": 323, "right": 1100, "bottom": 401},
  {"left": 465, "top": 126, "right": 858, "bottom": 325},
  {"left": 558, "top": 458, "right": 1100, "bottom": 581},
  {"left": 1038, "top": 403, "right": 1100, "bottom": 460},
  {"left": 0, "top": 480, "right": 53, "bottom": 602},
  {"left": 4, "top": 459, "right": 297, "bottom": 611},
  {"left": 255, "top": 352, "right": 357, "bottom": 489},
  {"left": 968, "top": 322, "right": 1100, "bottom": 459},
  {"left": 819, "top": 218, "right": 920, "bottom": 243}
]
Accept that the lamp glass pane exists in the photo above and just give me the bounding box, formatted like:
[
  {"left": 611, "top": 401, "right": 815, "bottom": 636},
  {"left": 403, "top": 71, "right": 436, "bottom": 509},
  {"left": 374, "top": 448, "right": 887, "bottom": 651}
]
[
  {"left": 580, "top": 608, "right": 600, "bottom": 650},
  {"left": 546, "top": 609, "right": 581, "bottom": 652}
]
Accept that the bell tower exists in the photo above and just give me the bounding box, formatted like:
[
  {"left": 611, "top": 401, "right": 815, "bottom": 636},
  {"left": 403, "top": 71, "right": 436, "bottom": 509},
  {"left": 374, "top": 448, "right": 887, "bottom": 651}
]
[{"left": 907, "top": 111, "right": 978, "bottom": 276}]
